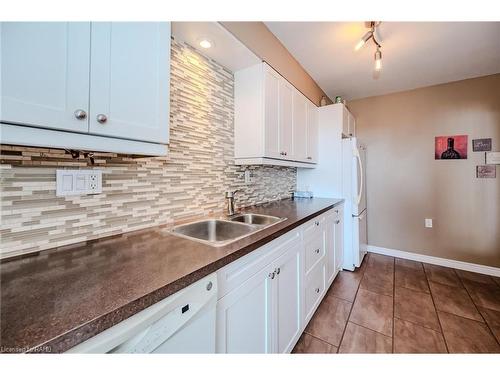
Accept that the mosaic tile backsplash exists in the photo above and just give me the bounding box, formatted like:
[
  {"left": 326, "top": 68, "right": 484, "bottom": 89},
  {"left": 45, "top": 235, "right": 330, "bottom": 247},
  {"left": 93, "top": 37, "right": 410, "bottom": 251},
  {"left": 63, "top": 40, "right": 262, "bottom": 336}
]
[{"left": 0, "top": 40, "right": 297, "bottom": 259}]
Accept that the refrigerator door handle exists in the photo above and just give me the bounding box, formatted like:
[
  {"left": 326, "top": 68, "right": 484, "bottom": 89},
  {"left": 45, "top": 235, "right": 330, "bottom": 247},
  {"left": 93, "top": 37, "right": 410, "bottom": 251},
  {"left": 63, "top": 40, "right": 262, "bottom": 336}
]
[{"left": 355, "top": 149, "right": 363, "bottom": 206}]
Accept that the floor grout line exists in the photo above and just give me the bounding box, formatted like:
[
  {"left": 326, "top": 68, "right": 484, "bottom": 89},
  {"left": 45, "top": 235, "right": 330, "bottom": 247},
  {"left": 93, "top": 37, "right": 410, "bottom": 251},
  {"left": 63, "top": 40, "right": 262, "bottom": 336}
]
[
  {"left": 456, "top": 270, "right": 500, "bottom": 347},
  {"left": 335, "top": 254, "right": 369, "bottom": 353},
  {"left": 424, "top": 265, "right": 450, "bottom": 353},
  {"left": 302, "top": 332, "right": 339, "bottom": 349},
  {"left": 348, "top": 321, "right": 393, "bottom": 339}
]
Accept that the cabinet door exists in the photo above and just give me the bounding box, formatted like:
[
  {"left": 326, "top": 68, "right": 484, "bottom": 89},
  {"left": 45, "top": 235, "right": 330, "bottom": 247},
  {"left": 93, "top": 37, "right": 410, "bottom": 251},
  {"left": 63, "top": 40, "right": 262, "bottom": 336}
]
[
  {"left": 279, "top": 80, "right": 294, "bottom": 159},
  {"left": 273, "top": 242, "right": 302, "bottom": 353},
  {"left": 342, "top": 105, "right": 349, "bottom": 136},
  {"left": 334, "top": 207, "right": 344, "bottom": 272},
  {"left": 306, "top": 102, "right": 319, "bottom": 163},
  {"left": 325, "top": 213, "right": 336, "bottom": 285},
  {"left": 292, "top": 91, "right": 307, "bottom": 162},
  {"left": 1, "top": 22, "right": 91, "bottom": 133},
  {"left": 263, "top": 67, "right": 281, "bottom": 159},
  {"left": 348, "top": 111, "right": 356, "bottom": 137},
  {"left": 89, "top": 22, "right": 170, "bottom": 144},
  {"left": 216, "top": 265, "right": 274, "bottom": 353}
]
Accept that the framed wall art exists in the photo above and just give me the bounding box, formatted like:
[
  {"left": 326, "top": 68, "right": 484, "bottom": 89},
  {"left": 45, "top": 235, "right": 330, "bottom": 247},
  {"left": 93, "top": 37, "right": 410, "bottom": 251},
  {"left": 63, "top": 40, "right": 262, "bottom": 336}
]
[
  {"left": 472, "top": 138, "right": 492, "bottom": 152},
  {"left": 476, "top": 165, "right": 496, "bottom": 178},
  {"left": 435, "top": 135, "right": 468, "bottom": 160}
]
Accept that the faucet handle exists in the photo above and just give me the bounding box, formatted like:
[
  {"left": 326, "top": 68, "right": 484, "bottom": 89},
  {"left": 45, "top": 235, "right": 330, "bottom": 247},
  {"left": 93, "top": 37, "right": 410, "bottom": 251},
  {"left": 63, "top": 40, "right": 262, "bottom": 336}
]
[{"left": 225, "top": 189, "right": 240, "bottom": 198}]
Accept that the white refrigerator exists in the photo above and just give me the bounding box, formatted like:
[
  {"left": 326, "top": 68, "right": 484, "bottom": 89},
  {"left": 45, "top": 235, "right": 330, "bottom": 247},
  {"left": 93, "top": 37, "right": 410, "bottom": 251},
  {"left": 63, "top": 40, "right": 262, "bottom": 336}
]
[{"left": 342, "top": 137, "right": 367, "bottom": 271}]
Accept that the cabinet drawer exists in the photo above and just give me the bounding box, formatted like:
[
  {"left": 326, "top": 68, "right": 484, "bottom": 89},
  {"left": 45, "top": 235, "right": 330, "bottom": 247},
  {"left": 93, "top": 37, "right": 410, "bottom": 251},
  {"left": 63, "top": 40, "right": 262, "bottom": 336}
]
[
  {"left": 304, "top": 234, "right": 325, "bottom": 275},
  {"left": 303, "top": 215, "right": 324, "bottom": 243},
  {"left": 304, "top": 262, "right": 326, "bottom": 323}
]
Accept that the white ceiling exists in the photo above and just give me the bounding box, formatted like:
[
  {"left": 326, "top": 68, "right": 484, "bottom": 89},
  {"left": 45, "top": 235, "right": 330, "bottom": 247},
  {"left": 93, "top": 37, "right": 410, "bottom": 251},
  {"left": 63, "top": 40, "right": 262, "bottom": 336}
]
[
  {"left": 265, "top": 22, "right": 500, "bottom": 100},
  {"left": 172, "top": 22, "right": 260, "bottom": 72}
]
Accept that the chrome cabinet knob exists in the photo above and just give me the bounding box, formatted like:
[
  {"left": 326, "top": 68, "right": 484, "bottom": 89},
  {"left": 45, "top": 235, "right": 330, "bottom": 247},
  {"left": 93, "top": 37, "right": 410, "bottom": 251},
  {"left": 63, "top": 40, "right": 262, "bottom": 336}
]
[
  {"left": 96, "top": 114, "right": 108, "bottom": 124},
  {"left": 206, "top": 281, "right": 213, "bottom": 291},
  {"left": 307, "top": 156, "right": 312, "bottom": 160},
  {"left": 74, "top": 109, "right": 87, "bottom": 120},
  {"left": 276, "top": 267, "right": 281, "bottom": 275},
  {"left": 269, "top": 272, "right": 275, "bottom": 280},
  {"left": 335, "top": 220, "right": 340, "bottom": 224},
  {"left": 315, "top": 221, "right": 320, "bottom": 226},
  {"left": 315, "top": 288, "right": 320, "bottom": 293},
  {"left": 315, "top": 248, "right": 320, "bottom": 254}
]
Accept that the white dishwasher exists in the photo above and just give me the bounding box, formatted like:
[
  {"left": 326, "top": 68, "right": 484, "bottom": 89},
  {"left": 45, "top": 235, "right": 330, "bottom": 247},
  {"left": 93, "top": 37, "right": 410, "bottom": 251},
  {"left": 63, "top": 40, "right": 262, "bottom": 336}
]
[{"left": 68, "top": 273, "right": 217, "bottom": 353}]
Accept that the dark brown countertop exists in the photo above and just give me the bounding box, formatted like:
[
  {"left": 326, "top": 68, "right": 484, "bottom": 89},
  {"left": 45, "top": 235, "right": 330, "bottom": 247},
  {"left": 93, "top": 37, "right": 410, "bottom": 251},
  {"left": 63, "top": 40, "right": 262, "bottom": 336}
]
[{"left": 0, "top": 197, "right": 343, "bottom": 353}]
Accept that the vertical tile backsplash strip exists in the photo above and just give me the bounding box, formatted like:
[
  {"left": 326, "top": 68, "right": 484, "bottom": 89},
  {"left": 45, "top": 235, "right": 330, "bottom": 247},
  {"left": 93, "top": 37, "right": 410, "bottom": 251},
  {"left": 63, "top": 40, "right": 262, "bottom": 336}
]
[{"left": 0, "top": 39, "right": 297, "bottom": 259}]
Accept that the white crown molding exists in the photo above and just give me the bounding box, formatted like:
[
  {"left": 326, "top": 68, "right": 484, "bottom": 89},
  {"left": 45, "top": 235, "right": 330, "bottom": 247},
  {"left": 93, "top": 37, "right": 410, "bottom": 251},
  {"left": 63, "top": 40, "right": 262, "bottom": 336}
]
[{"left": 367, "top": 245, "right": 500, "bottom": 277}]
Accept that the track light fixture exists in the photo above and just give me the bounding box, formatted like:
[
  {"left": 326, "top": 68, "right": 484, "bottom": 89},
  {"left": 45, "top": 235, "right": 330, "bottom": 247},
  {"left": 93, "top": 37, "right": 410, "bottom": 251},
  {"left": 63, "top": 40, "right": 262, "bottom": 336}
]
[{"left": 354, "top": 21, "right": 382, "bottom": 73}]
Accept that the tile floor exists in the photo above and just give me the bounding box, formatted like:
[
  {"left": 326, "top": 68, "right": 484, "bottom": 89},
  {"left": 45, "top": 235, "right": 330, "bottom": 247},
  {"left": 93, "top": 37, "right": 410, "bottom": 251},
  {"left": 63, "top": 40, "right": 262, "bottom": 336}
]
[{"left": 292, "top": 253, "right": 500, "bottom": 354}]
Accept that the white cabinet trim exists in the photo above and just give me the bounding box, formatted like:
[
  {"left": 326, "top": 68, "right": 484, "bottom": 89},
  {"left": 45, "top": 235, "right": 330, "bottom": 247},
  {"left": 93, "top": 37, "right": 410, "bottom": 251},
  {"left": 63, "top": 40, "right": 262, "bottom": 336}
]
[
  {"left": 234, "top": 157, "right": 316, "bottom": 169},
  {"left": 0, "top": 123, "right": 167, "bottom": 156}
]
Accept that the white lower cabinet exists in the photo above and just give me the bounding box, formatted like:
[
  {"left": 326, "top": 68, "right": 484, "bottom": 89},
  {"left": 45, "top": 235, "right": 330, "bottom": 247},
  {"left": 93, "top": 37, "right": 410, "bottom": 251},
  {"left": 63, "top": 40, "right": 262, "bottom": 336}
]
[
  {"left": 216, "top": 264, "right": 274, "bottom": 353},
  {"left": 216, "top": 203, "right": 344, "bottom": 353},
  {"left": 274, "top": 242, "right": 302, "bottom": 353},
  {"left": 216, "top": 232, "right": 301, "bottom": 353},
  {"left": 334, "top": 207, "right": 345, "bottom": 274},
  {"left": 326, "top": 206, "right": 344, "bottom": 285},
  {"left": 304, "top": 262, "right": 326, "bottom": 324}
]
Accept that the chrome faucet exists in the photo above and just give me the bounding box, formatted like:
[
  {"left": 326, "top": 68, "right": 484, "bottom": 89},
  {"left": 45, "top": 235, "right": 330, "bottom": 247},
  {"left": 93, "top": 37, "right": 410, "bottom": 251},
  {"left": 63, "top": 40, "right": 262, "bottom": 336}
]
[{"left": 225, "top": 190, "right": 240, "bottom": 216}]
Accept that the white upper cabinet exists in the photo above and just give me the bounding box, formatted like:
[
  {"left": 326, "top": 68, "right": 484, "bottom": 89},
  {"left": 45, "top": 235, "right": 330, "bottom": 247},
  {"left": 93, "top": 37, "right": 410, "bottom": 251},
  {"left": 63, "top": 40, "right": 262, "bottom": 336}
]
[
  {"left": 293, "top": 91, "right": 308, "bottom": 162},
  {"left": 338, "top": 103, "right": 356, "bottom": 138},
  {"left": 89, "top": 23, "right": 170, "bottom": 144},
  {"left": 263, "top": 67, "right": 281, "bottom": 159},
  {"left": 347, "top": 110, "right": 356, "bottom": 137},
  {"left": 234, "top": 62, "right": 318, "bottom": 168},
  {"left": 306, "top": 101, "right": 319, "bottom": 163},
  {"left": 279, "top": 80, "right": 294, "bottom": 160},
  {"left": 0, "top": 22, "right": 171, "bottom": 156},
  {"left": 1, "top": 22, "right": 91, "bottom": 133}
]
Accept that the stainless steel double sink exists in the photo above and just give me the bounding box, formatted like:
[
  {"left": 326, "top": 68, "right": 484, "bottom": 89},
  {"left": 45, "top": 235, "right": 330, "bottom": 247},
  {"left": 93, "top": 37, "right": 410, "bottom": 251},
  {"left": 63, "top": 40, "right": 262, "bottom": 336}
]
[{"left": 170, "top": 214, "right": 286, "bottom": 246}]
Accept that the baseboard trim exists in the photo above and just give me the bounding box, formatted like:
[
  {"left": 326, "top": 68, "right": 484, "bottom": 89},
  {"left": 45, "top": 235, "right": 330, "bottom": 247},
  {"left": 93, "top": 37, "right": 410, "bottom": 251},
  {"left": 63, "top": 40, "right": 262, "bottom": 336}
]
[{"left": 367, "top": 245, "right": 500, "bottom": 277}]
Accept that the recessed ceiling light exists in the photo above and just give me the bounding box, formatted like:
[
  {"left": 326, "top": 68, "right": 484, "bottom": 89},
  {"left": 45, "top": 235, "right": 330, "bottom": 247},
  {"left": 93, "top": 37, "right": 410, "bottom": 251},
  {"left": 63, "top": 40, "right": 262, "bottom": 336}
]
[{"left": 198, "top": 38, "right": 213, "bottom": 49}]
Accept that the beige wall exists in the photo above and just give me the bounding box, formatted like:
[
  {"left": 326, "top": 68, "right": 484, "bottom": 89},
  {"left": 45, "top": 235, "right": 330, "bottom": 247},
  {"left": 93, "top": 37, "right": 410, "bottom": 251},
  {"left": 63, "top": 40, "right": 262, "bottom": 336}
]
[
  {"left": 349, "top": 74, "right": 500, "bottom": 267},
  {"left": 220, "top": 22, "right": 331, "bottom": 106}
]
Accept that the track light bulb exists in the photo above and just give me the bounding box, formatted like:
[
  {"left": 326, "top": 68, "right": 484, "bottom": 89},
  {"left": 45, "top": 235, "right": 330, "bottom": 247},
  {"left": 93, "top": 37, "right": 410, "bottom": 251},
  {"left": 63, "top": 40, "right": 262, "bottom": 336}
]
[
  {"left": 374, "top": 48, "right": 382, "bottom": 71},
  {"left": 354, "top": 31, "right": 372, "bottom": 51}
]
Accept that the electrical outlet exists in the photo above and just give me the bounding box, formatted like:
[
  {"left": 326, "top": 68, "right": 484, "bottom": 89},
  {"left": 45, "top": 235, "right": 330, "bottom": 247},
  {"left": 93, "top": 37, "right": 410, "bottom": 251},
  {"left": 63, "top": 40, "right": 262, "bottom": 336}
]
[
  {"left": 56, "top": 170, "right": 102, "bottom": 197},
  {"left": 244, "top": 169, "right": 253, "bottom": 184},
  {"left": 425, "top": 218, "right": 433, "bottom": 228}
]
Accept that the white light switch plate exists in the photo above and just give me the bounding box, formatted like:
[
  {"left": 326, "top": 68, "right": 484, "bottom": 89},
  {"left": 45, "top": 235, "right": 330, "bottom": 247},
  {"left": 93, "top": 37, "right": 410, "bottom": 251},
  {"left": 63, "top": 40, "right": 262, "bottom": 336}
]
[
  {"left": 425, "top": 218, "right": 433, "bottom": 228},
  {"left": 56, "top": 169, "right": 102, "bottom": 197}
]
